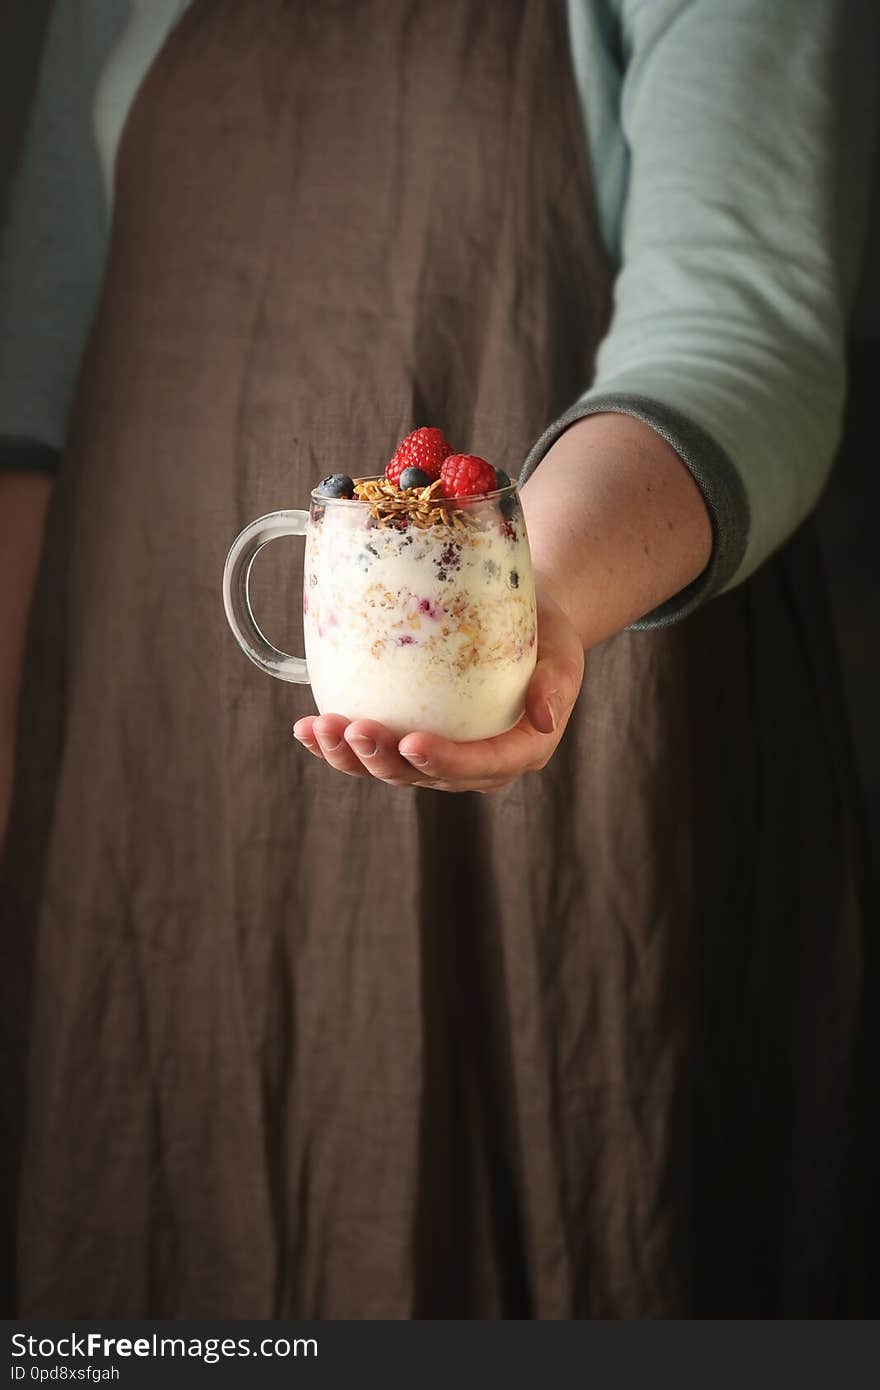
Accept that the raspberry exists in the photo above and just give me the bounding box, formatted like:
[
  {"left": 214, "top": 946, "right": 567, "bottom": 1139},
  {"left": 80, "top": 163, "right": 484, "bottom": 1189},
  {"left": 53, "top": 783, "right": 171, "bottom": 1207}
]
[
  {"left": 440, "top": 453, "right": 497, "bottom": 499},
  {"left": 385, "top": 427, "right": 452, "bottom": 486}
]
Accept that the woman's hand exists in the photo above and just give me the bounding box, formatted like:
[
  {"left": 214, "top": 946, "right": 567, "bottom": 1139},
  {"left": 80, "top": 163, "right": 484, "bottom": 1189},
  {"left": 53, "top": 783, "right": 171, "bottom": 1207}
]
[
  {"left": 292, "top": 584, "right": 584, "bottom": 793},
  {"left": 293, "top": 412, "right": 714, "bottom": 792}
]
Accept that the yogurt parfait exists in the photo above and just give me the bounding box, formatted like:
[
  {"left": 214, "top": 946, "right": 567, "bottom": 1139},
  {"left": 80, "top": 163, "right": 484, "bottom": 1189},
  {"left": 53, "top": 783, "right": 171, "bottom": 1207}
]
[{"left": 304, "top": 429, "right": 537, "bottom": 740}]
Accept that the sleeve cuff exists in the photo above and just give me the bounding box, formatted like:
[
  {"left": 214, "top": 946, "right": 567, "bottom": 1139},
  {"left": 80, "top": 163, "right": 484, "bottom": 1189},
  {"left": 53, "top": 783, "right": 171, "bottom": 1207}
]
[
  {"left": 0, "top": 436, "right": 60, "bottom": 475},
  {"left": 517, "top": 392, "right": 750, "bottom": 628}
]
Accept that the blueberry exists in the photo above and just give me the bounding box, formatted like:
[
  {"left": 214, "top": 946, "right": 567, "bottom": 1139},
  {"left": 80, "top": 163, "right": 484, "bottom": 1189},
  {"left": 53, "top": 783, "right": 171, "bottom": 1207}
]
[
  {"left": 399, "top": 466, "right": 431, "bottom": 490},
  {"left": 508, "top": 569, "right": 519, "bottom": 589},
  {"left": 315, "top": 473, "right": 355, "bottom": 499},
  {"left": 495, "top": 468, "right": 518, "bottom": 519}
]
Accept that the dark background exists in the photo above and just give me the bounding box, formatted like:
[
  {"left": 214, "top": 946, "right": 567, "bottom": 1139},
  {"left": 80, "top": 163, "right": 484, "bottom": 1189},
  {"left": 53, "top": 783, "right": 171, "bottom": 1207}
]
[{"left": 2, "top": 0, "right": 878, "bottom": 875}]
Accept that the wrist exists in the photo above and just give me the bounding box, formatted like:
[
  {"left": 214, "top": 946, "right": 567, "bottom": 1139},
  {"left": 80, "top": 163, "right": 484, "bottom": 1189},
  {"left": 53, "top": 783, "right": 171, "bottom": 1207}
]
[{"left": 521, "top": 413, "right": 712, "bottom": 647}]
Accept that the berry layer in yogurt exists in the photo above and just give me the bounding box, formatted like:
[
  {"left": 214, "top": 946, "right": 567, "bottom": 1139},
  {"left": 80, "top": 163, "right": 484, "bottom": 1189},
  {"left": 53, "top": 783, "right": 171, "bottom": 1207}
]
[{"left": 304, "top": 432, "right": 537, "bottom": 741}]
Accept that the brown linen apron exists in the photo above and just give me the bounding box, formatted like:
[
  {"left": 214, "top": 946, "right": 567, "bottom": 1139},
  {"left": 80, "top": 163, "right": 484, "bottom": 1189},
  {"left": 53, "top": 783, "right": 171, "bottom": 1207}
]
[{"left": 0, "top": 0, "right": 869, "bottom": 1318}]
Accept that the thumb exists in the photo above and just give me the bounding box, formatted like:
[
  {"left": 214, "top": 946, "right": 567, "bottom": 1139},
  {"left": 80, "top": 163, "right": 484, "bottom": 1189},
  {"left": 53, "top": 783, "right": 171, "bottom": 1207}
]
[{"left": 524, "top": 594, "right": 584, "bottom": 736}]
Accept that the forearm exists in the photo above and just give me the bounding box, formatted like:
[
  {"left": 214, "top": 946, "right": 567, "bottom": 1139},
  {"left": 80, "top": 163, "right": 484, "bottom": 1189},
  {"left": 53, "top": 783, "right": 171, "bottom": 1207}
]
[
  {"left": 0, "top": 470, "right": 53, "bottom": 728},
  {"left": 520, "top": 413, "right": 712, "bottom": 648}
]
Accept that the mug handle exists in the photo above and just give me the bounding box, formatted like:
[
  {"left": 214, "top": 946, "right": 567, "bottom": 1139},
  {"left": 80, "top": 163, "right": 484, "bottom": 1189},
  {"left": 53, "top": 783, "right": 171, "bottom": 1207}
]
[{"left": 222, "top": 510, "right": 310, "bottom": 684}]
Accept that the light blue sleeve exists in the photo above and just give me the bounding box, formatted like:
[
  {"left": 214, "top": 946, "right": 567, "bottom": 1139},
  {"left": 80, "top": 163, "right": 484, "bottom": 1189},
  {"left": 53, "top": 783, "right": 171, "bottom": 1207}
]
[
  {"left": 0, "top": 0, "right": 128, "bottom": 460},
  {"left": 527, "top": 0, "right": 879, "bottom": 623}
]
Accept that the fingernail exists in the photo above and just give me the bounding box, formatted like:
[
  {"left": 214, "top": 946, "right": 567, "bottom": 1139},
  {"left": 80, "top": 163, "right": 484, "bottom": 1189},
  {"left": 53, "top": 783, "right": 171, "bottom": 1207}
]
[
  {"left": 545, "top": 697, "right": 558, "bottom": 733},
  {"left": 404, "top": 753, "right": 430, "bottom": 768},
  {"left": 316, "top": 732, "right": 341, "bottom": 752},
  {"left": 349, "top": 735, "right": 377, "bottom": 758}
]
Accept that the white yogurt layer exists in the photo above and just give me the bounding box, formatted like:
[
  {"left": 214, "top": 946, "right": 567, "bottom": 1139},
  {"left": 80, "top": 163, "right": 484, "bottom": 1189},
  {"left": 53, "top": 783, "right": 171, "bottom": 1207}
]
[{"left": 303, "top": 500, "right": 537, "bottom": 740}]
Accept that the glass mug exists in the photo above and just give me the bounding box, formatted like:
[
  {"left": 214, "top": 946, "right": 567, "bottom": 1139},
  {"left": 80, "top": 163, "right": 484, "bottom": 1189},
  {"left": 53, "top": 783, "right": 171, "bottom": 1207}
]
[{"left": 222, "top": 478, "right": 537, "bottom": 741}]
